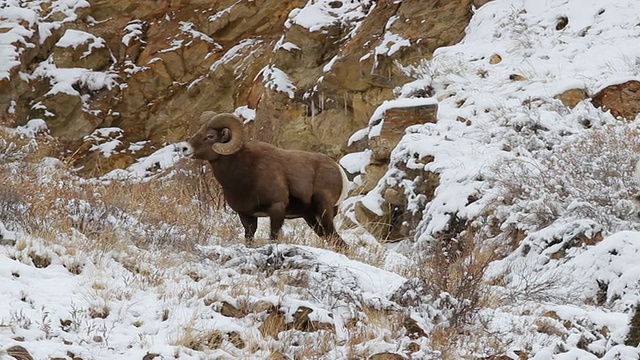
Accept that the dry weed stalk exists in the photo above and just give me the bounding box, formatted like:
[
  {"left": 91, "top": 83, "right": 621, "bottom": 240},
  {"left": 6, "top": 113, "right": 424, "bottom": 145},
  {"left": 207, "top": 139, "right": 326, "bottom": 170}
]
[
  {"left": 396, "top": 217, "right": 505, "bottom": 357},
  {"left": 418, "top": 219, "right": 501, "bottom": 325}
]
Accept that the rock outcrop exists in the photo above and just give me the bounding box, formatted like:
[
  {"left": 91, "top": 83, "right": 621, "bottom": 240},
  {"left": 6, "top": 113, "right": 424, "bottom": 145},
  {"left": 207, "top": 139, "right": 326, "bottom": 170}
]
[
  {"left": 0, "top": 0, "right": 484, "bottom": 176},
  {"left": 592, "top": 80, "right": 640, "bottom": 120},
  {"left": 351, "top": 102, "right": 439, "bottom": 241}
]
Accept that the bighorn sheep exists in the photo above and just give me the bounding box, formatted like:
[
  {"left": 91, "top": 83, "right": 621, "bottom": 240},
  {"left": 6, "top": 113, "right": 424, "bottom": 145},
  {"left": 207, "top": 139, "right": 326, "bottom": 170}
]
[{"left": 181, "top": 112, "right": 349, "bottom": 249}]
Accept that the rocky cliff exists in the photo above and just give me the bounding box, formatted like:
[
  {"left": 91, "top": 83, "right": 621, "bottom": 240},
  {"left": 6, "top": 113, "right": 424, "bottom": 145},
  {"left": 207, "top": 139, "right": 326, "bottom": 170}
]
[{"left": 0, "top": 0, "right": 487, "bottom": 176}]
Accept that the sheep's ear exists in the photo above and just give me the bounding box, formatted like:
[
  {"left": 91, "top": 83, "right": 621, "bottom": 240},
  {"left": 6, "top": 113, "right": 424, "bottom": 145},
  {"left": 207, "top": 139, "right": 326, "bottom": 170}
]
[{"left": 220, "top": 128, "right": 232, "bottom": 143}]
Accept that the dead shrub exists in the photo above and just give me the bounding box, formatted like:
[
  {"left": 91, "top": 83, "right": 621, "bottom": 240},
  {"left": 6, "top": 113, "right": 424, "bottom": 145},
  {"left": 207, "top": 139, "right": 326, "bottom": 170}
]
[
  {"left": 172, "top": 327, "right": 224, "bottom": 351},
  {"left": 402, "top": 217, "right": 500, "bottom": 327},
  {"left": 486, "top": 124, "right": 639, "bottom": 236},
  {"left": 89, "top": 306, "right": 110, "bottom": 319}
]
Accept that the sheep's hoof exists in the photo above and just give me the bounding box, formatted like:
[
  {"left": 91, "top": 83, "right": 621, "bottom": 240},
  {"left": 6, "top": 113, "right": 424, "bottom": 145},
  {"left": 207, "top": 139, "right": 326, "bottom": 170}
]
[{"left": 327, "top": 237, "right": 349, "bottom": 253}]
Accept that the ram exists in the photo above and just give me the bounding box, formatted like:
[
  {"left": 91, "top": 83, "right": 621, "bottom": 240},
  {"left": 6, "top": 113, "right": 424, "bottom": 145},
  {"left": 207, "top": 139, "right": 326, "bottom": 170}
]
[{"left": 181, "top": 112, "right": 349, "bottom": 249}]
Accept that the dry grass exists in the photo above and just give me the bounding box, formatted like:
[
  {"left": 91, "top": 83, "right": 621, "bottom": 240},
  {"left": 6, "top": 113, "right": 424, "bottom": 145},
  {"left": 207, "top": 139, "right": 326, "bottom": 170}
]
[
  {"left": 341, "top": 305, "right": 416, "bottom": 358},
  {"left": 1, "top": 151, "right": 234, "bottom": 253},
  {"left": 171, "top": 324, "right": 225, "bottom": 351},
  {"left": 387, "top": 215, "right": 507, "bottom": 358},
  {"left": 0, "top": 126, "right": 61, "bottom": 163}
]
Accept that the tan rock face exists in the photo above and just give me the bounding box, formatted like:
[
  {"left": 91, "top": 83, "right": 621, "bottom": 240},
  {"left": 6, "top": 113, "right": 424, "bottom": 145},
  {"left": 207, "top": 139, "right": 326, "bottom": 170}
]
[{"left": 0, "top": 0, "right": 476, "bottom": 177}]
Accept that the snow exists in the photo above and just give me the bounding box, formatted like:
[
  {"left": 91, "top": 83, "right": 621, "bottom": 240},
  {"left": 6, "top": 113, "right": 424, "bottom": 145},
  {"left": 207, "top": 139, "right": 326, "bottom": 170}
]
[
  {"left": 209, "top": 38, "right": 260, "bottom": 73},
  {"left": 0, "top": 236, "right": 239, "bottom": 359},
  {"left": 277, "top": 41, "right": 300, "bottom": 52},
  {"left": 370, "top": 15, "right": 410, "bottom": 66},
  {"left": 0, "top": 0, "right": 90, "bottom": 80},
  {"left": 340, "top": 0, "right": 640, "bottom": 356},
  {"left": 13, "top": 119, "right": 49, "bottom": 138},
  {"left": 234, "top": 105, "right": 256, "bottom": 123},
  {"left": 560, "top": 231, "right": 640, "bottom": 311},
  {"left": 0, "top": 222, "right": 16, "bottom": 243},
  {"left": 207, "top": 1, "right": 238, "bottom": 23},
  {"left": 374, "top": 31, "right": 410, "bottom": 58},
  {"left": 177, "top": 21, "right": 218, "bottom": 46},
  {"left": 0, "top": 3, "right": 38, "bottom": 80},
  {"left": 300, "top": 245, "right": 405, "bottom": 297},
  {"left": 352, "top": 0, "right": 640, "bottom": 242},
  {"left": 122, "top": 20, "right": 145, "bottom": 46},
  {"left": 84, "top": 127, "right": 124, "bottom": 158},
  {"left": 30, "top": 57, "right": 118, "bottom": 96},
  {"left": 287, "top": 0, "right": 374, "bottom": 33},
  {"left": 260, "top": 65, "right": 296, "bottom": 99},
  {"left": 101, "top": 142, "right": 187, "bottom": 179},
  {"left": 56, "top": 29, "right": 106, "bottom": 57},
  {"left": 339, "top": 149, "right": 372, "bottom": 174}
]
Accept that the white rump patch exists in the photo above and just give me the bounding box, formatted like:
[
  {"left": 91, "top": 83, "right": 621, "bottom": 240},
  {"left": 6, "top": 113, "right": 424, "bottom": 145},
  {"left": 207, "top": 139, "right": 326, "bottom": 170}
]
[{"left": 337, "top": 163, "right": 349, "bottom": 205}]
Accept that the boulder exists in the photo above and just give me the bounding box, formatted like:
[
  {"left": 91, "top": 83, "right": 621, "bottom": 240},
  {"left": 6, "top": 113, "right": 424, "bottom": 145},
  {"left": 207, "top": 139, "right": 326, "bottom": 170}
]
[
  {"left": 369, "top": 352, "right": 407, "bottom": 360},
  {"left": 555, "top": 88, "right": 588, "bottom": 108},
  {"left": 371, "top": 103, "right": 438, "bottom": 161},
  {"left": 355, "top": 163, "right": 439, "bottom": 241},
  {"left": 592, "top": 80, "right": 640, "bottom": 120},
  {"left": 34, "top": 93, "right": 102, "bottom": 142}
]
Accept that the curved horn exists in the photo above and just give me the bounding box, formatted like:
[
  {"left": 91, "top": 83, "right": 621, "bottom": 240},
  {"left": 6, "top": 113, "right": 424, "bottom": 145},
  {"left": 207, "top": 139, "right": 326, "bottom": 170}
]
[
  {"left": 199, "top": 111, "right": 217, "bottom": 124},
  {"left": 209, "top": 113, "right": 245, "bottom": 155}
]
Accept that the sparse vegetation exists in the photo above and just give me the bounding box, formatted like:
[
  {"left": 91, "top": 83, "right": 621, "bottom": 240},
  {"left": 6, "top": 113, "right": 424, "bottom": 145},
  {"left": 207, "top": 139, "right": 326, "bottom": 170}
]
[{"left": 485, "top": 123, "right": 639, "bottom": 237}]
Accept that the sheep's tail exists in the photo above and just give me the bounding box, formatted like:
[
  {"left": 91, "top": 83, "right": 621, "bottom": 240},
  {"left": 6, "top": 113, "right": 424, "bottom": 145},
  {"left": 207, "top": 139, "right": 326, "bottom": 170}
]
[{"left": 336, "top": 163, "right": 349, "bottom": 205}]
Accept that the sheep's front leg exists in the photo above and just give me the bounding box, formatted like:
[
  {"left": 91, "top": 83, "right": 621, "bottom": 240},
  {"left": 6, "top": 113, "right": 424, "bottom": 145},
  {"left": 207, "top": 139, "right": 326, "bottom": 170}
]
[
  {"left": 268, "top": 202, "right": 286, "bottom": 240},
  {"left": 238, "top": 213, "right": 258, "bottom": 243}
]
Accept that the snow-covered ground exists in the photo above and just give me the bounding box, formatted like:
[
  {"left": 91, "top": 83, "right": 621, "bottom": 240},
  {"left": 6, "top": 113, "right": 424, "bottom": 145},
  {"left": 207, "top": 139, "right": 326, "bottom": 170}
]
[
  {"left": 0, "top": 234, "right": 407, "bottom": 359},
  {"left": 3, "top": 0, "right": 640, "bottom": 359}
]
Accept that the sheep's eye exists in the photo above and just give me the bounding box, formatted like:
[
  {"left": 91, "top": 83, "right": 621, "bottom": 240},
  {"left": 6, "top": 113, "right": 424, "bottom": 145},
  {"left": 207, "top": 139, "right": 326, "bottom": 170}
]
[{"left": 206, "top": 134, "right": 216, "bottom": 140}]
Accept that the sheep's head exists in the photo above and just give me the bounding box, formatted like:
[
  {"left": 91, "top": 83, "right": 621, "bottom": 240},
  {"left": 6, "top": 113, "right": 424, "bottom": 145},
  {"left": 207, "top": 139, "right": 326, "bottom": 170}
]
[{"left": 182, "top": 112, "right": 245, "bottom": 160}]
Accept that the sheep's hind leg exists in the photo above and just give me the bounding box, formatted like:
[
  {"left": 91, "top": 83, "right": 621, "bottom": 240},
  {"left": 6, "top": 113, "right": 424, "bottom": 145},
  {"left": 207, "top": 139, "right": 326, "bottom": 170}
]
[
  {"left": 268, "top": 202, "right": 286, "bottom": 241},
  {"left": 313, "top": 196, "right": 349, "bottom": 251}
]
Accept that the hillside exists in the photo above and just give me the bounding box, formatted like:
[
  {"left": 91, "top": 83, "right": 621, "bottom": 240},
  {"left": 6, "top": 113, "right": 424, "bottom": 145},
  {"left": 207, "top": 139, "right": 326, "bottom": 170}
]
[
  {"left": 0, "top": 0, "right": 479, "bottom": 176},
  {"left": 2, "top": 0, "right": 640, "bottom": 359}
]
